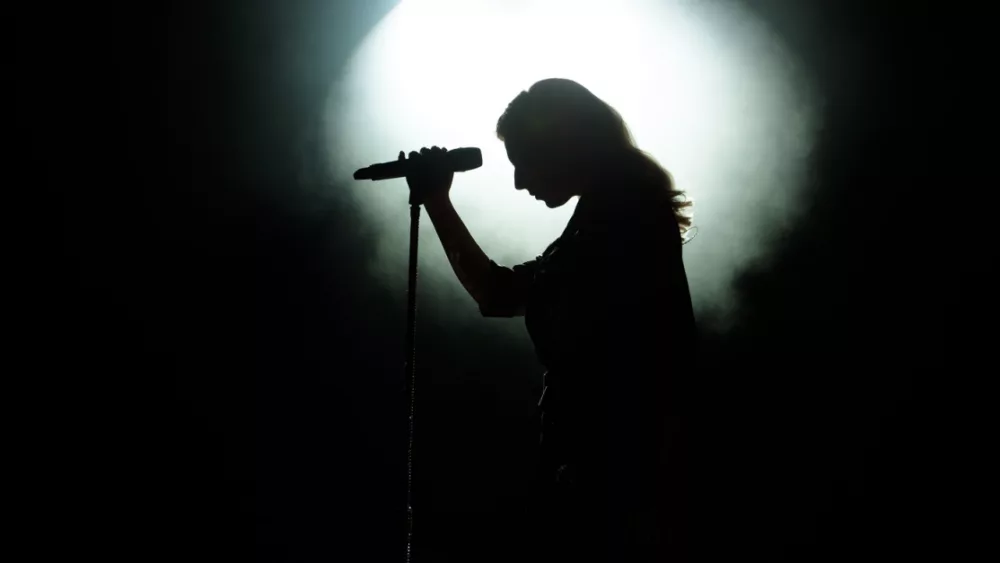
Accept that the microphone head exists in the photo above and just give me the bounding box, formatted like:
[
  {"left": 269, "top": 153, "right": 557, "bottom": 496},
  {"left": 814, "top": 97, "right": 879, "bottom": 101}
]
[{"left": 448, "top": 147, "right": 483, "bottom": 172}]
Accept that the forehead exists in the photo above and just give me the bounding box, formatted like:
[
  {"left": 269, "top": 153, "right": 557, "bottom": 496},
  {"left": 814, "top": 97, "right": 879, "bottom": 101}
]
[
  {"left": 505, "top": 135, "right": 563, "bottom": 164},
  {"left": 507, "top": 139, "right": 580, "bottom": 171},
  {"left": 504, "top": 141, "right": 534, "bottom": 169},
  {"left": 504, "top": 141, "right": 522, "bottom": 164}
]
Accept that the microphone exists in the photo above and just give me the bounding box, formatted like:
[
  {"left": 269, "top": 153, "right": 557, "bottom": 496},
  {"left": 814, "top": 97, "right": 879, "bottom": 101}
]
[{"left": 353, "top": 147, "right": 483, "bottom": 181}]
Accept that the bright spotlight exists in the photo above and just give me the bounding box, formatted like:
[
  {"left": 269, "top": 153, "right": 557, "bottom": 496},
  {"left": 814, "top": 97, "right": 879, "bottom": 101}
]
[{"left": 325, "top": 0, "right": 819, "bottom": 319}]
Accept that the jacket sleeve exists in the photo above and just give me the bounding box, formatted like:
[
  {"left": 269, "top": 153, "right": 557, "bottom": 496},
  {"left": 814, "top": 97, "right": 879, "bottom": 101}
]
[{"left": 477, "top": 258, "right": 540, "bottom": 318}]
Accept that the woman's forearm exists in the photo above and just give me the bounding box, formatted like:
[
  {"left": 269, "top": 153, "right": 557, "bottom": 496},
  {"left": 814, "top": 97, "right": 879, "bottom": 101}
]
[{"left": 423, "top": 194, "right": 493, "bottom": 305}]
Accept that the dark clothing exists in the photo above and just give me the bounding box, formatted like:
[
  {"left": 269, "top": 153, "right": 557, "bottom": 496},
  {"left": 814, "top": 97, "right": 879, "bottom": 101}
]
[{"left": 481, "top": 179, "right": 697, "bottom": 560}]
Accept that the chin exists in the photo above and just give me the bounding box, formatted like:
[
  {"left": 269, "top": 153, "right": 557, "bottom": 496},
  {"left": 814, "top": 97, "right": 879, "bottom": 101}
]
[{"left": 543, "top": 195, "right": 572, "bottom": 209}]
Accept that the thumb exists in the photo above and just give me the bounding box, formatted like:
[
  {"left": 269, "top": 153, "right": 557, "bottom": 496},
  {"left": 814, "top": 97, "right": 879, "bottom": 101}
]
[{"left": 398, "top": 150, "right": 405, "bottom": 161}]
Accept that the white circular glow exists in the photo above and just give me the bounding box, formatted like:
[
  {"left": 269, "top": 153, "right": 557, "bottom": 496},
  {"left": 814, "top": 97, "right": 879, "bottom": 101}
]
[{"left": 324, "top": 0, "right": 819, "bottom": 318}]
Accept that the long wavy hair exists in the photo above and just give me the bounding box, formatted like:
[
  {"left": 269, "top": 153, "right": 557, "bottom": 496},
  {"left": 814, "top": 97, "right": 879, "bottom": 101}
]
[{"left": 495, "top": 78, "right": 693, "bottom": 238}]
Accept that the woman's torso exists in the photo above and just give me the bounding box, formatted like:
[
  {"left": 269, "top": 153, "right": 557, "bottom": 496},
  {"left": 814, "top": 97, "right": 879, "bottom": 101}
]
[{"left": 524, "top": 181, "right": 695, "bottom": 377}]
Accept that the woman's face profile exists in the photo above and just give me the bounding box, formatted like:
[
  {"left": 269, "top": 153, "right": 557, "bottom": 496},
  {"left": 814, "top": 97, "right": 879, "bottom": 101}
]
[{"left": 505, "top": 140, "right": 580, "bottom": 209}]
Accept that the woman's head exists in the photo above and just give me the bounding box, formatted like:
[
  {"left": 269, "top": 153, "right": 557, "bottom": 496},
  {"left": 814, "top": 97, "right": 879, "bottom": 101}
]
[{"left": 496, "top": 78, "right": 692, "bottom": 236}]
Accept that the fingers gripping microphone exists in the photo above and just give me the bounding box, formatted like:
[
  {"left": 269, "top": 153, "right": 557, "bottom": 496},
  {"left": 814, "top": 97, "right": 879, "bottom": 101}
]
[{"left": 353, "top": 147, "right": 482, "bottom": 181}]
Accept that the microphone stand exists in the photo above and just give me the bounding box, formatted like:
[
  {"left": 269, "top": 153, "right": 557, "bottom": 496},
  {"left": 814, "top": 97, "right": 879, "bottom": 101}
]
[
  {"left": 356, "top": 149, "right": 483, "bottom": 562},
  {"left": 403, "top": 190, "right": 421, "bottom": 563}
]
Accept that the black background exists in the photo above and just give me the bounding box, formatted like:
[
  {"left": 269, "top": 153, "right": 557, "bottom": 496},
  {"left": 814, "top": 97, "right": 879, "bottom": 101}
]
[{"left": 27, "top": 0, "right": 959, "bottom": 561}]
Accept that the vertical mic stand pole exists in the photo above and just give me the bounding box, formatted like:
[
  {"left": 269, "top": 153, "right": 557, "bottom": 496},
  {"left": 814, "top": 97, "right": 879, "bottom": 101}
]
[{"left": 403, "top": 191, "right": 421, "bottom": 563}]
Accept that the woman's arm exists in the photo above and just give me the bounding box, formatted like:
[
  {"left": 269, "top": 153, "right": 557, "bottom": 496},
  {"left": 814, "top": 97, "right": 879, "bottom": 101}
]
[
  {"left": 406, "top": 147, "right": 534, "bottom": 316},
  {"left": 423, "top": 193, "right": 494, "bottom": 306}
]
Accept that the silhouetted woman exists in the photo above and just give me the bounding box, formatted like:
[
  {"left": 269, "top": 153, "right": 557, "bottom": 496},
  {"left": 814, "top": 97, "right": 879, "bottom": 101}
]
[{"left": 404, "top": 78, "right": 697, "bottom": 562}]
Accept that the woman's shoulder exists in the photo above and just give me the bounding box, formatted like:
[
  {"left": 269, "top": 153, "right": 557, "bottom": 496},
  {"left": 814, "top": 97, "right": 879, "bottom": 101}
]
[{"left": 587, "top": 182, "right": 679, "bottom": 240}]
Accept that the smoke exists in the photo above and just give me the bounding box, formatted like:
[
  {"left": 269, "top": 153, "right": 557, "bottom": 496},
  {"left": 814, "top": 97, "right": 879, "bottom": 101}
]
[{"left": 323, "top": 0, "right": 819, "bottom": 328}]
